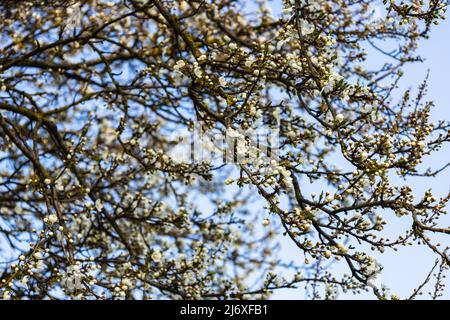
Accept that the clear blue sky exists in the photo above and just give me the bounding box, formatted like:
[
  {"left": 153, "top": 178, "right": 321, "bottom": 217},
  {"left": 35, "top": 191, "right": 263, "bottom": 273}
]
[{"left": 272, "top": 14, "right": 450, "bottom": 300}]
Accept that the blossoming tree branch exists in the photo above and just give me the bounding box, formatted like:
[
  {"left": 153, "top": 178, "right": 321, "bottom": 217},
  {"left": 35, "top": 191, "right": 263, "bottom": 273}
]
[{"left": 0, "top": 0, "right": 449, "bottom": 300}]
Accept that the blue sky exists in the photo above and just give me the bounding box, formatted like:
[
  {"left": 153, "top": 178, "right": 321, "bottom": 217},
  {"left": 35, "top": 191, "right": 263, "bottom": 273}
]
[{"left": 272, "top": 14, "right": 450, "bottom": 300}]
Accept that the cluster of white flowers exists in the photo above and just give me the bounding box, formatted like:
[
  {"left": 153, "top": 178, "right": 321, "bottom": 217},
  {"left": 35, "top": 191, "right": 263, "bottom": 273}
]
[{"left": 0, "top": 0, "right": 447, "bottom": 301}]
